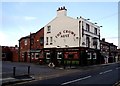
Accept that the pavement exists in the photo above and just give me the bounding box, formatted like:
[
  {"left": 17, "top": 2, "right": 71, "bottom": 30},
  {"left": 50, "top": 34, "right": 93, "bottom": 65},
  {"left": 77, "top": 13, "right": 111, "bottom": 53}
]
[{"left": 1, "top": 61, "right": 120, "bottom": 86}]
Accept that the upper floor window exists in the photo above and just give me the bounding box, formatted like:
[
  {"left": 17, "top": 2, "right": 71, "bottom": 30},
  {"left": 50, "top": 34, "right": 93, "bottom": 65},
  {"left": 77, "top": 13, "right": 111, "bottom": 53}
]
[
  {"left": 50, "top": 37, "right": 53, "bottom": 45},
  {"left": 40, "top": 37, "right": 44, "bottom": 46},
  {"left": 94, "top": 28, "right": 97, "bottom": 35},
  {"left": 31, "top": 39, "right": 34, "bottom": 45},
  {"left": 24, "top": 39, "right": 27, "bottom": 45},
  {"left": 46, "top": 37, "right": 48, "bottom": 45},
  {"left": 86, "top": 23, "right": 90, "bottom": 32},
  {"left": 86, "top": 36, "right": 90, "bottom": 48},
  {"left": 47, "top": 25, "right": 51, "bottom": 33}
]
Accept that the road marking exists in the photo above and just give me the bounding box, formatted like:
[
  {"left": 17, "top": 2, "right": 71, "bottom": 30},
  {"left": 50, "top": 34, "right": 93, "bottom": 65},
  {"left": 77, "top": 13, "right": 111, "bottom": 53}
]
[
  {"left": 116, "top": 67, "right": 120, "bottom": 70},
  {"left": 99, "top": 70, "right": 112, "bottom": 75},
  {"left": 0, "top": 77, "right": 15, "bottom": 81},
  {"left": 61, "top": 75, "right": 91, "bottom": 85}
]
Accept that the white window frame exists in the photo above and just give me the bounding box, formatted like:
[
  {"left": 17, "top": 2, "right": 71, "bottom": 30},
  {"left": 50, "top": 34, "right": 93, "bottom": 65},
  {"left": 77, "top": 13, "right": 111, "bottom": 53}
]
[
  {"left": 31, "top": 53, "right": 34, "bottom": 59},
  {"left": 22, "top": 53, "right": 24, "bottom": 58},
  {"left": 47, "top": 25, "right": 51, "bottom": 33},
  {"left": 27, "top": 52, "right": 30, "bottom": 58},
  {"left": 46, "top": 52, "right": 50, "bottom": 59},
  {"left": 57, "top": 52, "right": 62, "bottom": 59},
  {"left": 35, "top": 53, "right": 39, "bottom": 59},
  {"left": 93, "top": 53, "right": 97, "bottom": 59},
  {"left": 87, "top": 53, "right": 92, "bottom": 60}
]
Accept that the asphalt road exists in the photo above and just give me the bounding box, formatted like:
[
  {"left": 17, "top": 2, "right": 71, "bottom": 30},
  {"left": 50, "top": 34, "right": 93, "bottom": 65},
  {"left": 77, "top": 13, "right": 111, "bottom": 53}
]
[
  {"left": 14, "top": 62, "right": 120, "bottom": 86},
  {"left": 2, "top": 61, "right": 65, "bottom": 78}
]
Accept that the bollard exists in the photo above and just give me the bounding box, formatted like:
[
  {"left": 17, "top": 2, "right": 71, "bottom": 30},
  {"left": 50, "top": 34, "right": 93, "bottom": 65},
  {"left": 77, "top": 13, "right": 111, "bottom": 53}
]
[
  {"left": 28, "top": 66, "right": 30, "bottom": 76},
  {"left": 13, "top": 67, "right": 16, "bottom": 77}
]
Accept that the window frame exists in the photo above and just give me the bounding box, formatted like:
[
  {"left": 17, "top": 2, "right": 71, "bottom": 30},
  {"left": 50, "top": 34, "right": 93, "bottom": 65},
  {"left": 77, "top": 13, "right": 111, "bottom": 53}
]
[
  {"left": 86, "top": 23, "right": 90, "bottom": 32},
  {"left": 47, "top": 25, "right": 51, "bottom": 33},
  {"left": 94, "top": 28, "right": 97, "bottom": 35},
  {"left": 46, "top": 37, "right": 48, "bottom": 45},
  {"left": 50, "top": 37, "right": 53, "bottom": 45},
  {"left": 24, "top": 39, "right": 27, "bottom": 45}
]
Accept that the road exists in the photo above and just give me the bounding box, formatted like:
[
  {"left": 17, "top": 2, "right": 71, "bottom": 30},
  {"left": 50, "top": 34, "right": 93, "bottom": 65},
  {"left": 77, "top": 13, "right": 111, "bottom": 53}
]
[
  {"left": 14, "top": 62, "right": 120, "bottom": 86},
  {"left": 2, "top": 61, "right": 67, "bottom": 78}
]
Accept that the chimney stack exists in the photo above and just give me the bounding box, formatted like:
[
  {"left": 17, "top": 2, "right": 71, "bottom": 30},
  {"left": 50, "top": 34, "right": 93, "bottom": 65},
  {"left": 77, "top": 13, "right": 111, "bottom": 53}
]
[
  {"left": 57, "top": 6, "right": 67, "bottom": 17},
  {"left": 102, "top": 38, "right": 105, "bottom": 42}
]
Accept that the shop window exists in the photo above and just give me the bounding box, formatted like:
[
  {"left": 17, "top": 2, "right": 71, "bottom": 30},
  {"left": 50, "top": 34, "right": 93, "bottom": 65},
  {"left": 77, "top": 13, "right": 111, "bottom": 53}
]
[
  {"left": 27, "top": 52, "right": 30, "bottom": 58},
  {"left": 22, "top": 53, "right": 24, "bottom": 58},
  {"left": 87, "top": 53, "right": 91, "bottom": 60},
  {"left": 46, "top": 53, "right": 50, "bottom": 59},
  {"left": 93, "top": 53, "right": 96, "bottom": 59},
  {"left": 31, "top": 53, "right": 34, "bottom": 59},
  {"left": 35, "top": 53, "right": 39, "bottom": 59},
  {"left": 2, "top": 53, "right": 5, "bottom": 57},
  {"left": 57, "top": 52, "right": 62, "bottom": 59},
  {"left": 68, "top": 54, "right": 74, "bottom": 59}
]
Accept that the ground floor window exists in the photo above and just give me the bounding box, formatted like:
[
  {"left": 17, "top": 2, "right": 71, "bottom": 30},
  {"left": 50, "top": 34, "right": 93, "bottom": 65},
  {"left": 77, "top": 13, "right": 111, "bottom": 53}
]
[
  {"left": 27, "top": 52, "right": 30, "bottom": 58},
  {"left": 93, "top": 53, "right": 96, "bottom": 59},
  {"left": 35, "top": 53, "right": 39, "bottom": 59},
  {"left": 22, "top": 53, "right": 24, "bottom": 58},
  {"left": 68, "top": 54, "right": 74, "bottom": 59},
  {"left": 87, "top": 52, "right": 91, "bottom": 60},
  {"left": 31, "top": 53, "right": 34, "bottom": 59},
  {"left": 2, "top": 53, "right": 6, "bottom": 57},
  {"left": 57, "top": 52, "right": 62, "bottom": 59},
  {"left": 46, "top": 52, "right": 50, "bottom": 59}
]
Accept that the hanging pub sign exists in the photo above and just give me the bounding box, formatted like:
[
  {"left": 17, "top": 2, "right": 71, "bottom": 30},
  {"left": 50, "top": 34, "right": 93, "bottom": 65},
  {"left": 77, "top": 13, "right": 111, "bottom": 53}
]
[{"left": 55, "top": 30, "right": 76, "bottom": 38}]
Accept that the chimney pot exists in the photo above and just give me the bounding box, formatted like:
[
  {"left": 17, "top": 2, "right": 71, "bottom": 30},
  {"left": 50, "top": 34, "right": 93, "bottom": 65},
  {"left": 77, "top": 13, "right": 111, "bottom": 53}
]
[
  {"left": 57, "top": 6, "right": 67, "bottom": 17},
  {"left": 63, "top": 6, "right": 65, "bottom": 9},
  {"left": 58, "top": 7, "right": 60, "bottom": 10},
  {"left": 102, "top": 38, "right": 105, "bottom": 42}
]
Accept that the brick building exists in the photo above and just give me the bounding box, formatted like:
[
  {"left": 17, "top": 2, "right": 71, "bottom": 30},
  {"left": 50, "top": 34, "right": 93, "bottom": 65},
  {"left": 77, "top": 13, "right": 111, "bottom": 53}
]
[
  {"left": 19, "top": 6, "right": 102, "bottom": 66},
  {"left": 19, "top": 6, "right": 118, "bottom": 67},
  {"left": 2, "top": 45, "right": 18, "bottom": 62},
  {"left": 117, "top": 49, "right": 120, "bottom": 61},
  {"left": 100, "top": 38, "right": 117, "bottom": 63},
  {"left": 19, "top": 27, "right": 44, "bottom": 63}
]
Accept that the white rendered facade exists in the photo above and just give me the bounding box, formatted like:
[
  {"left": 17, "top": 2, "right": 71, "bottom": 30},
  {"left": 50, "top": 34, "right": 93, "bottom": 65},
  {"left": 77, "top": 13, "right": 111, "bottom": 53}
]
[{"left": 44, "top": 7, "right": 100, "bottom": 50}]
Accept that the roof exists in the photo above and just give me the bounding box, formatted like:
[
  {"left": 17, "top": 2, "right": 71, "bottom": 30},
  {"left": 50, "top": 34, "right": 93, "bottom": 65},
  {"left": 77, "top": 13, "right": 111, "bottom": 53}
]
[
  {"left": 100, "top": 40, "right": 117, "bottom": 47},
  {"left": 19, "top": 33, "right": 35, "bottom": 41},
  {"left": 19, "top": 27, "right": 44, "bottom": 41}
]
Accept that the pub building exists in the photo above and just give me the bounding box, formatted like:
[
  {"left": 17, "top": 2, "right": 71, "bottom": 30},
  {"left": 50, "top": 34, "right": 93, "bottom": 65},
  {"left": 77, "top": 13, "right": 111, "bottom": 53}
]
[
  {"left": 44, "top": 6, "right": 101, "bottom": 66},
  {"left": 19, "top": 6, "right": 102, "bottom": 66}
]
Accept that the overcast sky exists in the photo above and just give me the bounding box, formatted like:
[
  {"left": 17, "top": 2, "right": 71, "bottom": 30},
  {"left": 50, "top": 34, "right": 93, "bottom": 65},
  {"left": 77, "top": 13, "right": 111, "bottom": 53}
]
[{"left": 1, "top": 1, "right": 119, "bottom": 47}]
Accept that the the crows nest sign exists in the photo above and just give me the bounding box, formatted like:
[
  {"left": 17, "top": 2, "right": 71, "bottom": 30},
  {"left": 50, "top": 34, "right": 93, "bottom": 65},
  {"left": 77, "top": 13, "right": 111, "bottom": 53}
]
[{"left": 55, "top": 30, "right": 76, "bottom": 38}]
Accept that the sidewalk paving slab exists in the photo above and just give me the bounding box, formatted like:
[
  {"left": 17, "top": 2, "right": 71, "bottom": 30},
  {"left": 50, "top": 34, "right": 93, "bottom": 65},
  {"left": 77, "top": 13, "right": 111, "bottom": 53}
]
[{"left": 2, "top": 75, "right": 35, "bottom": 86}]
